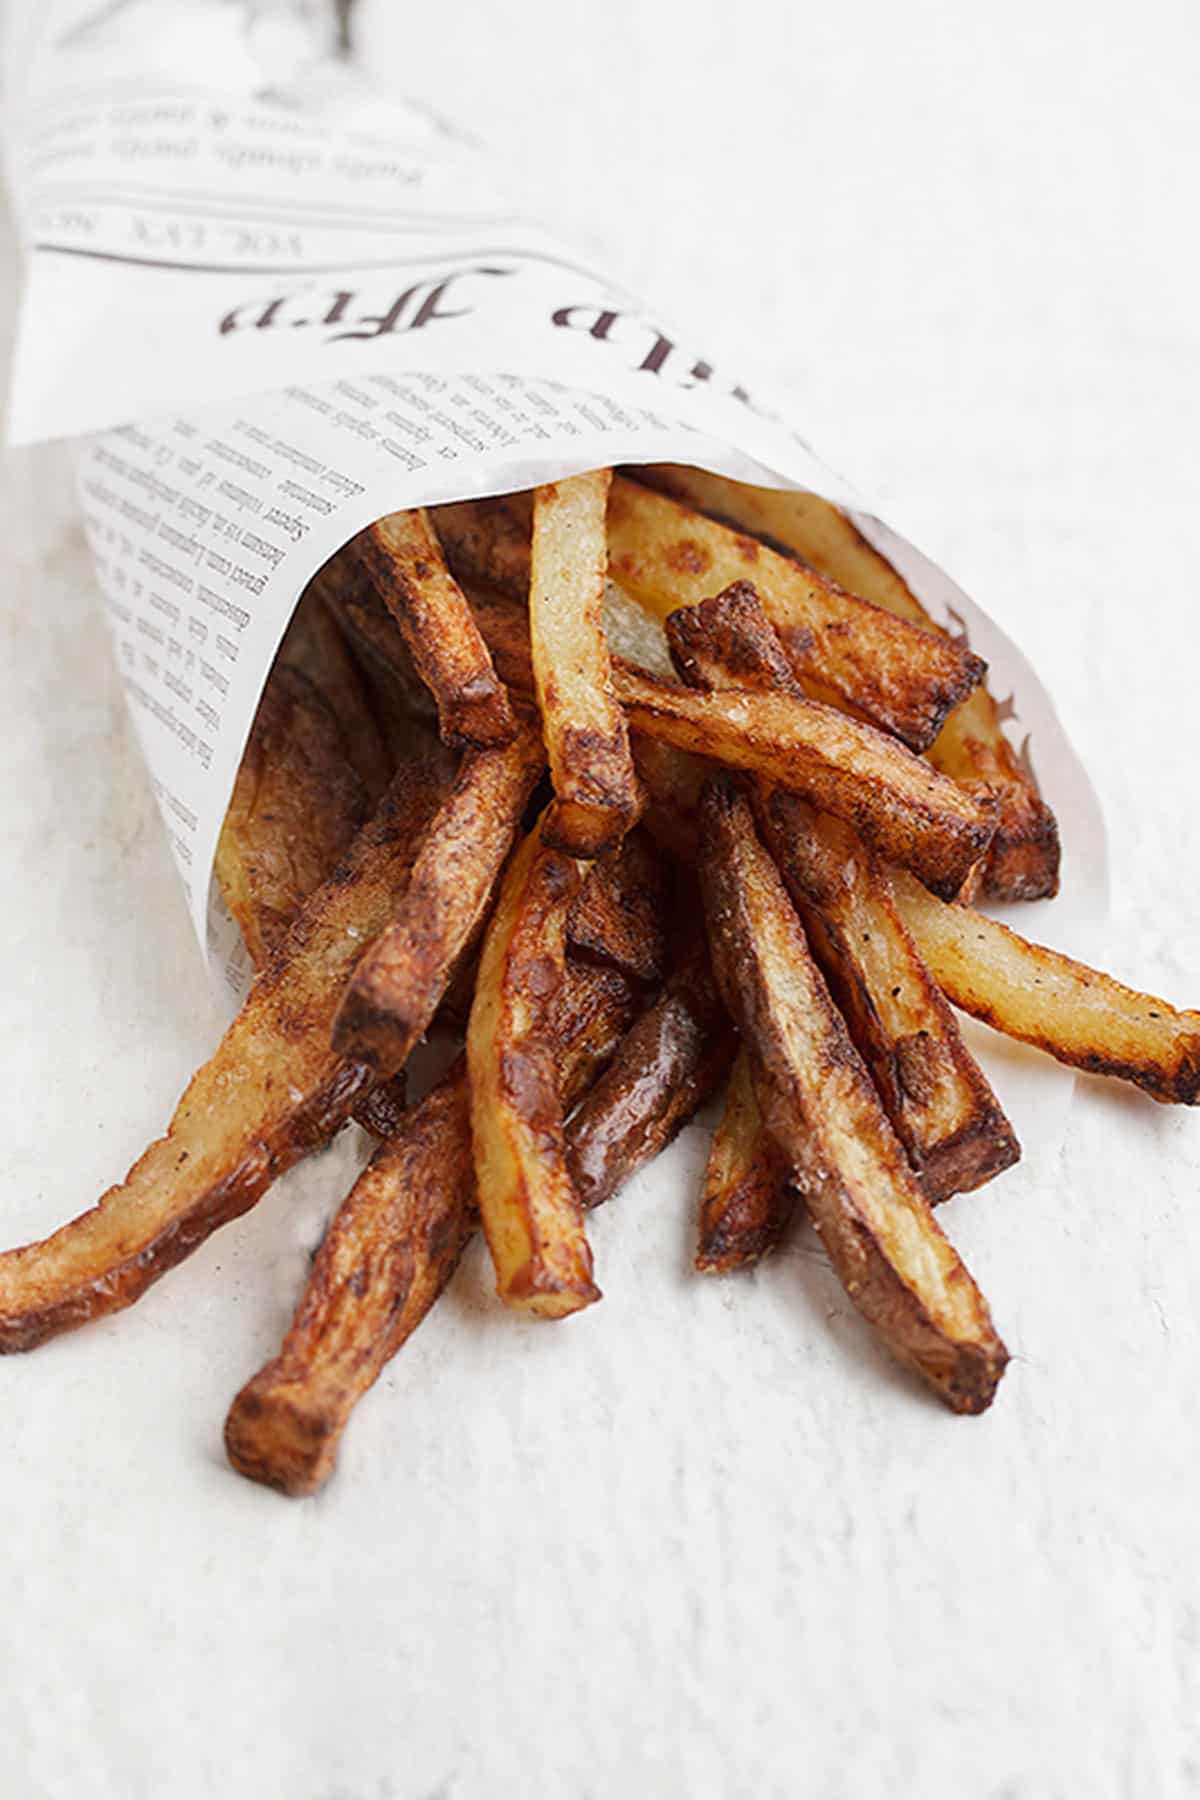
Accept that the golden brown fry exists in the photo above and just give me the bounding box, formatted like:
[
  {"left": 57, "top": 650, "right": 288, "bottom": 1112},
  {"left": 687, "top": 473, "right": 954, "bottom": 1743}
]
[
  {"left": 225, "top": 1069, "right": 477, "bottom": 1496},
  {"left": 463, "top": 579, "right": 536, "bottom": 693},
  {"left": 628, "top": 732, "right": 707, "bottom": 861},
  {"left": 615, "top": 663, "right": 996, "bottom": 901},
  {"left": 215, "top": 666, "right": 366, "bottom": 968},
  {"left": 759, "top": 795, "right": 1020, "bottom": 1201},
  {"left": 430, "top": 492, "right": 533, "bottom": 600},
  {"left": 466, "top": 580, "right": 993, "bottom": 895},
  {"left": 695, "top": 1049, "right": 795, "bottom": 1273},
  {"left": 891, "top": 869, "right": 1200, "bottom": 1103},
  {"left": 566, "top": 829, "right": 668, "bottom": 984},
  {"left": 607, "top": 476, "right": 985, "bottom": 752},
  {"left": 226, "top": 961, "right": 643, "bottom": 1495},
  {"left": 0, "top": 761, "right": 449, "bottom": 1352},
  {"left": 530, "top": 470, "right": 640, "bottom": 856},
  {"left": 665, "top": 584, "right": 1019, "bottom": 1201},
  {"left": 214, "top": 668, "right": 407, "bottom": 1139},
  {"left": 309, "top": 547, "right": 438, "bottom": 729},
  {"left": 699, "top": 777, "right": 1009, "bottom": 1414},
  {"left": 358, "top": 507, "right": 517, "bottom": 749},
  {"left": 642, "top": 464, "right": 1060, "bottom": 900},
  {"left": 467, "top": 816, "right": 597, "bottom": 1317},
  {"left": 280, "top": 578, "right": 393, "bottom": 803},
  {"left": 567, "top": 942, "right": 732, "bottom": 1211},
  {"left": 333, "top": 721, "right": 546, "bottom": 1074}
]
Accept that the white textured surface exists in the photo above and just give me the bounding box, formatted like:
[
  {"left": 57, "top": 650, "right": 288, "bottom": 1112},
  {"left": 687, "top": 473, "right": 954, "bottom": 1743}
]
[{"left": 2, "top": 2, "right": 1199, "bottom": 1796}]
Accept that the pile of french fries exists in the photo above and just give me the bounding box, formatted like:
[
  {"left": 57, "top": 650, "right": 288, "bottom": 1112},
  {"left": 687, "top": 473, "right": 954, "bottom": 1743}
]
[{"left": 5, "top": 464, "right": 1198, "bottom": 1493}]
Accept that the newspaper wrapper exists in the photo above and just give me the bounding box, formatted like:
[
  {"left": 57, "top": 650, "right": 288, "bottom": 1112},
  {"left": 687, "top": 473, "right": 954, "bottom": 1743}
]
[{"left": 4, "top": 0, "right": 1108, "bottom": 1158}]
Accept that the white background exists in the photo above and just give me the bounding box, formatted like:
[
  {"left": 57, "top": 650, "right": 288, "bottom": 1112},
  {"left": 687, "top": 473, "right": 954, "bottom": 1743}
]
[{"left": 2, "top": 1, "right": 1199, "bottom": 1795}]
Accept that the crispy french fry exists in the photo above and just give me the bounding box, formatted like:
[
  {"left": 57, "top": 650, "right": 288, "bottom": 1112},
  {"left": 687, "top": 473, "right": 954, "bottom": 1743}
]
[
  {"left": 607, "top": 477, "right": 985, "bottom": 752},
  {"left": 695, "top": 1049, "right": 795, "bottom": 1273},
  {"left": 223, "top": 959, "right": 665, "bottom": 1497},
  {"left": 530, "top": 470, "right": 640, "bottom": 856},
  {"left": 666, "top": 583, "right": 1019, "bottom": 1200},
  {"left": 439, "top": 483, "right": 987, "bottom": 753},
  {"left": 566, "top": 828, "right": 668, "bottom": 984},
  {"left": 760, "top": 795, "right": 1020, "bottom": 1201},
  {"left": 615, "top": 664, "right": 996, "bottom": 901},
  {"left": 431, "top": 492, "right": 533, "bottom": 600},
  {"left": 567, "top": 942, "right": 733, "bottom": 1210},
  {"left": 642, "top": 464, "right": 1061, "bottom": 900},
  {"left": 225, "top": 1071, "right": 476, "bottom": 1496},
  {"left": 215, "top": 666, "right": 366, "bottom": 968},
  {"left": 464, "top": 580, "right": 994, "bottom": 896},
  {"left": 309, "top": 547, "right": 438, "bottom": 730},
  {"left": 628, "top": 732, "right": 707, "bottom": 861},
  {"left": 699, "top": 777, "right": 1009, "bottom": 1413},
  {"left": 0, "top": 759, "right": 449, "bottom": 1352},
  {"left": 358, "top": 508, "right": 517, "bottom": 749},
  {"left": 467, "top": 816, "right": 597, "bottom": 1317},
  {"left": 463, "top": 578, "right": 536, "bottom": 692},
  {"left": 891, "top": 869, "right": 1200, "bottom": 1103},
  {"left": 280, "top": 578, "right": 393, "bottom": 803},
  {"left": 333, "top": 720, "right": 546, "bottom": 1074},
  {"left": 215, "top": 663, "right": 408, "bottom": 1139}
]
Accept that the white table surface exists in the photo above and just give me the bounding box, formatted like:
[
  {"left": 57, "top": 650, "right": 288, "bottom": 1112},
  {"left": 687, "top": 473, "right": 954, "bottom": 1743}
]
[{"left": 2, "top": 2, "right": 1199, "bottom": 1796}]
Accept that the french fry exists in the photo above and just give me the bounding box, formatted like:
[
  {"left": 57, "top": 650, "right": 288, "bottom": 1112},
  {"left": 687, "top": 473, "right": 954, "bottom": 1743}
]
[
  {"left": 567, "top": 941, "right": 733, "bottom": 1210},
  {"left": 891, "top": 869, "right": 1200, "bottom": 1103},
  {"left": 665, "top": 583, "right": 1019, "bottom": 1201},
  {"left": 215, "top": 666, "right": 366, "bottom": 968},
  {"left": 224, "top": 957, "right": 686, "bottom": 1497},
  {"left": 566, "top": 828, "right": 668, "bottom": 984},
  {"left": 530, "top": 470, "right": 641, "bottom": 857},
  {"left": 760, "top": 795, "right": 1020, "bottom": 1201},
  {"left": 0, "top": 758, "right": 449, "bottom": 1352},
  {"left": 278, "top": 580, "right": 393, "bottom": 803},
  {"left": 614, "top": 663, "right": 996, "bottom": 900},
  {"left": 225, "top": 1071, "right": 477, "bottom": 1496},
  {"left": 642, "top": 464, "right": 1061, "bottom": 900},
  {"left": 628, "top": 732, "right": 707, "bottom": 861},
  {"left": 607, "top": 477, "right": 985, "bottom": 752},
  {"left": 214, "top": 662, "right": 408, "bottom": 1139},
  {"left": 467, "top": 815, "right": 597, "bottom": 1317},
  {"left": 699, "top": 777, "right": 1009, "bottom": 1413},
  {"left": 439, "top": 483, "right": 988, "bottom": 754},
  {"left": 357, "top": 507, "right": 517, "bottom": 749},
  {"left": 695, "top": 1049, "right": 795, "bottom": 1273},
  {"left": 431, "top": 492, "right": 533, "bottom": 601},
  {"left": 333, "top": 720, "right": 546, "bottom": 1074},
  {"left": 463, "top": 578, "right": 994, "bottom": 897},
  {"left": 309, "top": 547, "right": 438, "bottom": 730}
]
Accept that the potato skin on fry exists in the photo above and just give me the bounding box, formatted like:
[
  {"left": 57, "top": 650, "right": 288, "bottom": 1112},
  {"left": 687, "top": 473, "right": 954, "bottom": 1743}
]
[
  {"left": 358, "top": 507, "right": 517, "bottom": 749},
  {"left": 467, "top": 820, "right": 598, "bottom": 1317},
  {"left": 566, "top": 829, "right": 668, "bottom": 984},
  {"left": 333, "top": 721, "right": 546, "bottom": 1075},
  {"left": 225, "top": 1069, "right": 477, "bottom": 1497},
  {"left": 667, "top": 581, "right": 1018, "bottom": 1203},
  {"left": 758, "top": 796, "right": 1020, "bottom": 1202},
  {"left": 226, "top": 961, "right": 642, "bottom": 1495},
  {"left": 615, "top": 664, "right": 997, "bottom": 901},
  {"left": 0, "top": 761, "right": 449, "bottom": 1352},
  {"left": 892, "top": 870, "right": 1200, "bottom": 1103},
  {"left": 695, "top": 1048, "right": 795, "bottom": 1274},
  {"left": 607, "top": 477, "right": 985, "bottom": 753},
  {"left": 215, "top": 666, "right": 367, "bottom": 968},
  {"left": 641, "top": 464, "right": 1060, "bottom": 901},
  {"left": 567, "top": 943, "right": 733, "bottom": 1212},
  {"left": 278, "top": 582, "right": 393, "bottom": 804},
  {"left": 698, "top": 778, "right": 1009, "bottom": 1414}
]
